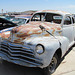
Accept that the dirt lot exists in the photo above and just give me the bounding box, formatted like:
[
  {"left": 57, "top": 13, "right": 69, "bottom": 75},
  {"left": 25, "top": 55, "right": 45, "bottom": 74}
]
[{"left": 0, "top": 46, "right": 75, "bottom": 75}]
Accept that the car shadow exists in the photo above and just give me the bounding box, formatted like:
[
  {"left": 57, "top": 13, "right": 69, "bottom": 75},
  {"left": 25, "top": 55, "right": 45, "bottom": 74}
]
[{"left": 0, "top": 60, "right": 44, "bottom": 75}]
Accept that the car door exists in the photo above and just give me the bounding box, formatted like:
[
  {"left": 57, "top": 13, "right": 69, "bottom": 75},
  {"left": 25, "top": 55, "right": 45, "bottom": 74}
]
[
  {"left": 62, "top": 15, "right": 74, "bottom": 45},
  {"left": 72, "top": 16, "right": 75, "bottom": 40}
]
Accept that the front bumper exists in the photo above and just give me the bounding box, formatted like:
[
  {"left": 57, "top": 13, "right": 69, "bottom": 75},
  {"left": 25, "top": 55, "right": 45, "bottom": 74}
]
[{"left": 0, "top": 40, "right": 43, "bottom": 67}]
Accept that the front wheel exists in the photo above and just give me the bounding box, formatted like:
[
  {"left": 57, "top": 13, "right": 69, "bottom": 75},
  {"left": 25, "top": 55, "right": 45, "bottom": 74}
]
[{"left": 43, "top": 54, "right": 58, "bottom": 75}]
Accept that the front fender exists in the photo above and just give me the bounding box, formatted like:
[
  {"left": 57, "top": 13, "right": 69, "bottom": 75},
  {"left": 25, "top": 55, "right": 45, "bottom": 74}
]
[
  {"left": 23, "top": 36, "right": 69, "bottom": 68},
  {"left": 24, "top": 36, "right": 60, "bottom": 68}
]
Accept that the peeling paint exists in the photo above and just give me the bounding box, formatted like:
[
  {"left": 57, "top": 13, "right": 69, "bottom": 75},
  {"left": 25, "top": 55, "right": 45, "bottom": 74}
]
[
  {"left": 10, "top": 21, "right": 61, "bottom": 43},
  {"left": 0, "top": 21, "right": 61, "bottom": 44},
  {"left": 0, "top": 31, "right": 10, "bottom": 39}
]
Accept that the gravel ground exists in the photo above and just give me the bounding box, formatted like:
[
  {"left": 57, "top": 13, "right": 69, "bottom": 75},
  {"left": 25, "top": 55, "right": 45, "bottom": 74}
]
[{"left": 52, "top": 47, "right": 75, "bottom": 75}]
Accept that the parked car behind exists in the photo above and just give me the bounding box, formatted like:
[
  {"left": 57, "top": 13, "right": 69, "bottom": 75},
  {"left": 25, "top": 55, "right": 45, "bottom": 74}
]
[
  {"left": 0, "top": 15, "right": 31, "bottom": 33},
  {"left": 0, "top": 10, "right": 75, "bottom": 75},
  {"left": 0, "top": 17, "right": 17, "bottom": 30},
  {"left": 10, "top": 16, "right": 30, "bottom": 25}
]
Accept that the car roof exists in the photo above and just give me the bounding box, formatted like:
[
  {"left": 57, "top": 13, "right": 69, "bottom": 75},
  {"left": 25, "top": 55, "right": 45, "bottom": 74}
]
[{"left": 35, "top": 10, "right": 71, "bottom": 16}]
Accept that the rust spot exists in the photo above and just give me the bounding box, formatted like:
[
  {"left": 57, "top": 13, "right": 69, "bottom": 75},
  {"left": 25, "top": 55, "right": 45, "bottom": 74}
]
[
  {"left": 44, "top": 33, "right": 50, "bottom": 36},
  {"left": 14, "top": 40, "right": 24, "bottom": 44},
  {"left": 0, "top": 31, "right": 11, "bottom": 39},
  {"left": 52, "top": 29, "right": 55, "bottom": 34}
]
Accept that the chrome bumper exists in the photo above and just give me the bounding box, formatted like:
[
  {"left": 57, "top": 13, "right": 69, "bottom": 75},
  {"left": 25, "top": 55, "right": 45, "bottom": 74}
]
[{"left": 0, "top": 40, "right": 43, "bottom": 67}]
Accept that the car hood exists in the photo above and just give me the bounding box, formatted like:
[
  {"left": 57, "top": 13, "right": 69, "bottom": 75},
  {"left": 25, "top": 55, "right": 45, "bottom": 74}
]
[{"left": 0, "top": 21, "right": 61, "bottom": 44}]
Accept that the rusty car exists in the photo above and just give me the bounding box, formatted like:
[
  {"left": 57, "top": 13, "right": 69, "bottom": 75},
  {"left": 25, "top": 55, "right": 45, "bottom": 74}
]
[{"left": 0, "top": 10, "right": 75, "bottom": 75}]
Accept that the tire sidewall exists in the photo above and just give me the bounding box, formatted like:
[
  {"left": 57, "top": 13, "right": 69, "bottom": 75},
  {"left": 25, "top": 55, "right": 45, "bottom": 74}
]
[{"left": 43, "top": 54, "right": 58, "bottom": 75}]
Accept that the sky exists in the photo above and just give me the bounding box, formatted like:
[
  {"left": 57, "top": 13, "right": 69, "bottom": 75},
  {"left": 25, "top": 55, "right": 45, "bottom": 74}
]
[{"left": 0, "top": 0, "right": 75, "bottom": 14}]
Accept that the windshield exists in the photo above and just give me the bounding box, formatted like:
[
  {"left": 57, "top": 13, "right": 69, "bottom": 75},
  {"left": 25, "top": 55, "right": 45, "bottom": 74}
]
[
  {"left": 9, "top": 18, "right": 26, "bottom": 26},
  {"left": 31, "top": 13, "right": 63, "bottom": 24}
]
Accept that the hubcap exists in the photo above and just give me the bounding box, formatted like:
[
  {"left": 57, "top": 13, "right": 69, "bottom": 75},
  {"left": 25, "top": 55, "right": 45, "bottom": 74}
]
[{"left": 49, "top": 56, "right": 57, "bottom": 73}]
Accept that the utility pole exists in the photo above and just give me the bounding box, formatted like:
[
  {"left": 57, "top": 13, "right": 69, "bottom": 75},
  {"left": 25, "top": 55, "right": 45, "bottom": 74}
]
[{"left": 2, "top": 9, "right": 3, "bottom": 14}]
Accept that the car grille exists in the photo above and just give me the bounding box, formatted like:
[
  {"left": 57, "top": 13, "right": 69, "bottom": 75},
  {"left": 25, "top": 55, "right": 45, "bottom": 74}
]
[{"left": 0, "top": 40, "right": 42, "bottom": 66}]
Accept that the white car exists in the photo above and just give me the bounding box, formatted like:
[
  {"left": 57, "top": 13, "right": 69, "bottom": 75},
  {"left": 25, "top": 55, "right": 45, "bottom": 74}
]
[{"left": 0, "top": 10, "right": 75, "bottom": 75}]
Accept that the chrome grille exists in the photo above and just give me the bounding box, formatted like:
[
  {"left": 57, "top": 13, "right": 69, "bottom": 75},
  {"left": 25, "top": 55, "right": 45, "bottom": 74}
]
[{"left": 0, "top": 40, "right": 42, "bottom": 66}]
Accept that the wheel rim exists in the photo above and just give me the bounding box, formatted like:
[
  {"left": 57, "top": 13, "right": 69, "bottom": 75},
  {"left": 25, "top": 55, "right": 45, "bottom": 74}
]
[{"left": 49, "top": 56, "right": 57, "bottom": 73}]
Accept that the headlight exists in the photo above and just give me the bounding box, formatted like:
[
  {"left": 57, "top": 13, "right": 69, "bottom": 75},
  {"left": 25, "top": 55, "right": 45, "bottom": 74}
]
[{"left": 36, "top": 45, "right": 44, "bottom": 54}]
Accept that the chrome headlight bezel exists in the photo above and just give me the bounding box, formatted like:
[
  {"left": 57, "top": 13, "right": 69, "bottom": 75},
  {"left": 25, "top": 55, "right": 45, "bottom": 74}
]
[{"left": 36, "top": 44, "right": 45, "bottom": 55}]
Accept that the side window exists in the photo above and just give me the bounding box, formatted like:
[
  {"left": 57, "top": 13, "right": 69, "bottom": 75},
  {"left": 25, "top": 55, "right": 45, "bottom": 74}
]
[
  {"left": 64, "top": 16, "right": 71, "bottom": 25},
  {"left": 72, "top": 17, "right": 75, "bottom": 24}
]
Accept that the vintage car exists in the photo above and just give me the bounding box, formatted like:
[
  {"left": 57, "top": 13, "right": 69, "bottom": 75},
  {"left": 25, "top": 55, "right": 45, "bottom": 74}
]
[
  {"left": 0, "top": 16, "right": 31, "bottom": 33},
  {"left": 8, "top": 16, "right": 30, "bottom": 25},
  {"left": 0, "top": 10, "right": 75, "bottom": 75},
  {"left": 1, "top": 16, "right": 30, "bottom": 25}
]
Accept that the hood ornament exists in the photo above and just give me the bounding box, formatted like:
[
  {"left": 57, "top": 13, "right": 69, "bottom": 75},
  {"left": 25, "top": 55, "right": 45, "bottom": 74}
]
[{"left": 39, "top": 25, "right": 55, "bottom": 37}]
